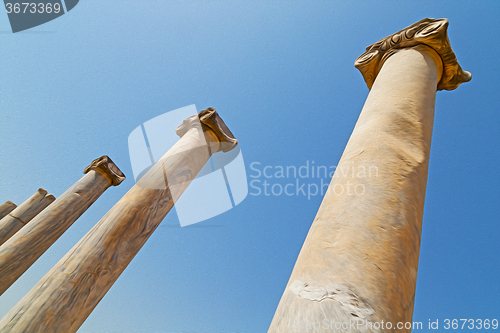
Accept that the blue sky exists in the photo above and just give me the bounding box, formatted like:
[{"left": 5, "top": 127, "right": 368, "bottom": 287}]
[{"left": 0, "top": 1, "right": 499, "bottom": 332}]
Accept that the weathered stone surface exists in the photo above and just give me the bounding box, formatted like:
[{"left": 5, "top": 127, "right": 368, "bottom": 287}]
[
  {"left": 0, "top": 189, "right": 55, "bottom": 246},
  {"left": 0, "top": 156, "right": 125, "bottom": 296},
  {"left": 0, "top": 201, "right": 16, "bottom": 220},
  {"left": 268, "top": 19, "right": 470, "bottom": 333},
  {"left": 355, "top": 18, "right": 471, "bottom": 91},
  {"left": 0, "top": 108, "right": 237, "bottom": 333}
]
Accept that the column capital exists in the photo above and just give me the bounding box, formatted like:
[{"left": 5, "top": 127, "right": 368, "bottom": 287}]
[
  {"left": 175, "top": 107, "right": 238, "bottom": 153},
  {"left": 0, "top": 201, "right": 17, "bottom": 212},
  {"left": 84, "top": 156, "right": 126, "bottom": 186},
  {"left": 355, "top": 18, "right": 471, "bottom": 91},
  {"left": 33, "top": 188, "right": 56, "bottom": 203}
]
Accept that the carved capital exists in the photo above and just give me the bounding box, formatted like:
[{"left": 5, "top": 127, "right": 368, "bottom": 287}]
[
  {"left": 84, "top": 156, "right": 126, "bottom": 186},
  {"left": 175, "top": 107, "right": 238, "bottom": 153},
  {"left": 355, "top": 18, "right": 471, "bottom": 91}
]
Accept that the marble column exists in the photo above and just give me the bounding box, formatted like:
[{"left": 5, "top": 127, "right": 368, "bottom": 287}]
[
  {"left": 0, "top": 201, "right": 17, "bottom": 220},
  {"left": 268, "top": 19, "right": 471, "bottom": 332},
  {"left": 0, "top": 156, "right": 125, "bottom": 296},
  {"left": 0, "top": 188, "right": 55, "bottom": 246},
  {"left": 0, "top": 108, "right": 237, "bottom": 333}
]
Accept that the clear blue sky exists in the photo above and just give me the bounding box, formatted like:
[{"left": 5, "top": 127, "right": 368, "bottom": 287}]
[{"left": 0, "top": 1, "right": 499, "bottom": 332}]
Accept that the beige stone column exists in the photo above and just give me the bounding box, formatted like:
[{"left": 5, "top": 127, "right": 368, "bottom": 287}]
[
  {"left": 0, "top": 156, "right": 125, "bottom": 296},
  {"left": 268, "top": 19, "right": 471, "bottom": 332},
  {"left": 0, "top": 201, "right": 17, "bottom": 220},
  {"left": 0, "top": 189, "right": 55, "bottom": 246},
  {"left": 0, "top": 108, "right": 237, "bottom": 333}
]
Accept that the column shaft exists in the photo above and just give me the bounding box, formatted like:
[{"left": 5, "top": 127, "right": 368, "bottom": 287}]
[
  {"left": 269, "top": 45, "right": 442, "bottom": 332},
  {"left": 0, "top": 156, "right": 125, "bottom": 295},
  {"left": 0, "top": 189, "right": 55, "bottom": 246},
  {"left": 0, "top": 201, "right": 17, "bottom": 220},
  {"left": 0, "top": 108, "right": 237, "bottom": 333}
]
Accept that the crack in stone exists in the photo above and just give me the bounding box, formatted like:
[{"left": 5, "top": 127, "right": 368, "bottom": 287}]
[{"left": 7, "top": 214, "right": 27, "bottom": 225}]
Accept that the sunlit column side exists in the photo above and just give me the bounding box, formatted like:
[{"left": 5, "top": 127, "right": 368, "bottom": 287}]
[
  {"left": 0, "top": 108, "right": 238, "bottom": 333},
  {"left": 0, "top": 188, "right": 55, "bottom": 246},
  {"left": 268, "top": 18, "right": 471, "bottom": 333},
  {"left": 0, "top": 155, "right": 125, "bottom": 296}
]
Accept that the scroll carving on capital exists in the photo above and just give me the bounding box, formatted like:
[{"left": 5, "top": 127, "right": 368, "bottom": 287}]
[
  {"left": 175, "top": 107, "right": 238, "bottom": 153},
  {"left": 355, "top": 18, "right": 471, "bottom": 91},
  {"left": 84, "top": 156, "right": 126, "bottom": 186}
]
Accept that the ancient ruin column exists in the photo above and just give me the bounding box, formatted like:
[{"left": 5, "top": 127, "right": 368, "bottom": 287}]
[
  {"left": 0, "top": 188, "right": 55, "bottom": 246},
  {"left": 0, "top": 108, "right": 237, "bottom": 333},
  {"left": 0, "top": 201, "right": 17, "bottom": 220},
  {"left": 268, "top": 19, "right": 471, "bottom": 332},
  {"left": 0, "top": 156, "right": 125, "bottom": 296}
]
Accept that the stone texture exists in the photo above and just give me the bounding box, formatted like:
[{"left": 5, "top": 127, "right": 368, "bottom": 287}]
[
  {"left": 0, "top": 189, "right": 55, "bottom": 246},
  {"left": 0, "top": 108, "right": 237, "bottom": 333},
  {"left": 0, "top": 156, "right": 125, "bottom": 296},
  {"left": 0, "top": 201, "right": 16, "bottom": 220},
  {"left": 268, "top": 19, "right": 470, "bottom": 333}
]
